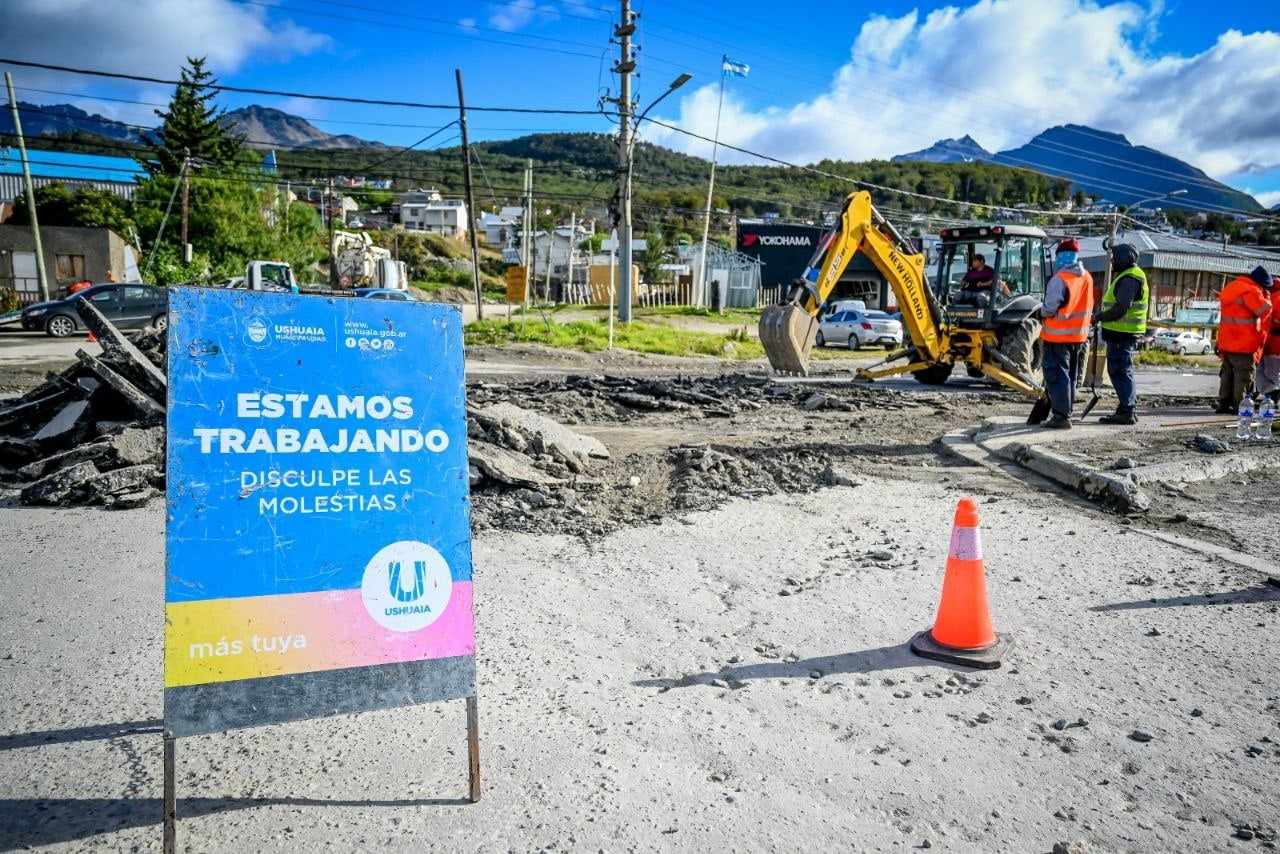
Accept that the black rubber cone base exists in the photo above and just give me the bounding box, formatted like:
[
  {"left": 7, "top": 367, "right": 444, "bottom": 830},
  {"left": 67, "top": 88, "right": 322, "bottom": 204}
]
[{"left": 909, "top": 630, "right": 1011, "bottom": 670}]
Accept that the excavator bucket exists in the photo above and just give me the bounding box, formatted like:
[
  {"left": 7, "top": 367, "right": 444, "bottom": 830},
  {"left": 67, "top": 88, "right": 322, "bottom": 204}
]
[{"left": 759, "top": 303, "right": 817, "bottom": 375}]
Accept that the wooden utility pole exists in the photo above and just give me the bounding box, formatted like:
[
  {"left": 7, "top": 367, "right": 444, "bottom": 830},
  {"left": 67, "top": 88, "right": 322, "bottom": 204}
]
[
  {"left": 455, "top": 68, "right": 485, "bottom": 320},
  {"left": 327, "top": 177, "right": 337, "bottom": 288},
  {"left": 180, "top": 147, "right": 191, "bottom": 263},
  {"left": 614, "top": 0, "right": 635, "bottom": 322},
  {"left": 5, "top": 71, "right": 50, "bottom": 301},
  {"left": 566, "top": 212, "right": 577, "bottom": 303},
  {"left": 523, "top": 159, "right": 532, "bottom": 313}
]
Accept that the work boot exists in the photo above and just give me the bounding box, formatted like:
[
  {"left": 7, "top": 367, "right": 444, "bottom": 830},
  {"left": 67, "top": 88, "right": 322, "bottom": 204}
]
[
  {"left": 1042, "top": 413, "right": 1072, "bottom": 430},
  {"left": 1099, "top": 409, "right": 1137, "bottom": 425}
]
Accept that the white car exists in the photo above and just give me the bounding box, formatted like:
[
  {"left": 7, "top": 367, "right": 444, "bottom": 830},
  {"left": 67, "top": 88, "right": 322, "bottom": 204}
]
[
  {"left": 816, "top": 309, "right": 903, "bottom": 350},
  {"left": 1154, "top": 330, "right": 1213, "bottom": 355}
]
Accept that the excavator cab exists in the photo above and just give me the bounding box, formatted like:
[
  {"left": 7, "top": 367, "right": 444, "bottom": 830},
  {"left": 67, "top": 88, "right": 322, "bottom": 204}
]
[
  {"left": 934, "top": 225, "right": 1048, "bottom": 326},
  {"left": 932, "top": 225, "right": 1048, "bottom": 381}
]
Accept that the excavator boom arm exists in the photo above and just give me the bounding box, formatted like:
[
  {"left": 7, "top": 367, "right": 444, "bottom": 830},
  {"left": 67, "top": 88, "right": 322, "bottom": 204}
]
[{"left": 759, "top": 191, "right": 944, "bottom": 373}]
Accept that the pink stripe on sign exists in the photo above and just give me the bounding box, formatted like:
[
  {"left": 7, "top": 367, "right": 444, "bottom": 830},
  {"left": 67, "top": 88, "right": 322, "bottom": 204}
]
[{"left": 949, "top": 527, "right": 983, "bottom": 561}]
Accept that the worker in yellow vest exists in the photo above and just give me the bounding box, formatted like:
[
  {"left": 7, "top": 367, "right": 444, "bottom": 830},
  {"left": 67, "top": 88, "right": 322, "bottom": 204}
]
[
  {"left": 1094, "top": 243, "right": 1148, "bottom": 425},
  {"left": 1038, "top": 238, "right": 1094, "bottom": 429}
]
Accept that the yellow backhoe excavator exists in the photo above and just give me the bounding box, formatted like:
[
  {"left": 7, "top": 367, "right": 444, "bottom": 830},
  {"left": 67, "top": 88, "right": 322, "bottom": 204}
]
[{"left": 758, "top": 191, "right": 1047, "bottom": 397}]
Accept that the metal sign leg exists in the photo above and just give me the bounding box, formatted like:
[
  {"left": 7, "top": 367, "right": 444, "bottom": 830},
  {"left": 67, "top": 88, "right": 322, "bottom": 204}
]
[
  {"left": 163, "top": 735, "right": 177, "bottom": 853},
  {"left": 466, "top": 695, "right": 481, "bottom": 803}
]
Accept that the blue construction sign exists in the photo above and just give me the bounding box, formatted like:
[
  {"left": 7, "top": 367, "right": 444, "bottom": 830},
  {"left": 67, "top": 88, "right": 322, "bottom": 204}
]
[{"left": 164, "top": 288, "right": 475, "bottom": 737}]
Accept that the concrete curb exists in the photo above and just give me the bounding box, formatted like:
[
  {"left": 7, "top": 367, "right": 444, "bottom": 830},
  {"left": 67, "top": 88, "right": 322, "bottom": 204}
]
[
  {"left": 994, "top": 441, "right": 1152, "bottom": 514},
  {"left": 1126, "top": 453, "right": 1280, "bottom": 486},
  {"left": 942, "top": 420, "right": 1276, "bottom": 582}
]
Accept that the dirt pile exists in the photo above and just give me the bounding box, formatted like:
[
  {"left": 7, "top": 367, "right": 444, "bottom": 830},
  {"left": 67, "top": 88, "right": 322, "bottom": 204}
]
[
  {"left": 466, "top": 373, "right": 953, "bottom": 424},
  {"left": 0, "top": 301, "right": 167, "bottom": 509}
]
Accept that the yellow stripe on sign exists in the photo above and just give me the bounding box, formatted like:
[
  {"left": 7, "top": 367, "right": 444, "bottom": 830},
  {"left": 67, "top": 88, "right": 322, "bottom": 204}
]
[{"left": 164, "top": 593, "right": 344, "bottom": 688}]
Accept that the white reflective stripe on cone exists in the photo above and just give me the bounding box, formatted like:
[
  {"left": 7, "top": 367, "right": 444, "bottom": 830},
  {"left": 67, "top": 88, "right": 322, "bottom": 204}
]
[{"left": 949, "top": 527, "right": 982, "bottom": 561}]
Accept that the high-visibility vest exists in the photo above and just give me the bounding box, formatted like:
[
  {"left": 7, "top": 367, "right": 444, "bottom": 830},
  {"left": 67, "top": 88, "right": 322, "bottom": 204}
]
[
  {"left": 1042, "top": 269, "right": 1094, "bottom": 344},
  {"left": 1100, "top": 266, "right": 1148, "bottom": 335},
  {"left": 1263, "top": 304, "right": 1280, "bottom": 357},
  {"left": 1217, "top": 276, "right": 1272, "bottom": 355}
]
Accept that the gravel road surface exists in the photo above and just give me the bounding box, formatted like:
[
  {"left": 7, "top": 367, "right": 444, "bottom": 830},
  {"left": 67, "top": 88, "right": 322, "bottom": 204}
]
[{"left": 2, "top": 470, "right": 1277, "bottom": 852}]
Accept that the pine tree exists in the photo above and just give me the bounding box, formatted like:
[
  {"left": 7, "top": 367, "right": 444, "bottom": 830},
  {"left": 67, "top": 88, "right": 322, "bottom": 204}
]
[{"left": 143, "top": 56, "right": 243, "bottom": 176}]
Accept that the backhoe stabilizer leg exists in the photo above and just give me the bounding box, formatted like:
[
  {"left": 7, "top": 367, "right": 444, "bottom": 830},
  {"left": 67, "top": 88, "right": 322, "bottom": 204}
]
[
  {"left": 856, "top": 360, "right": 937, "bottom": 382},
  {"left": 976, "top": 361, "right": 1042, "bottom": 398}
]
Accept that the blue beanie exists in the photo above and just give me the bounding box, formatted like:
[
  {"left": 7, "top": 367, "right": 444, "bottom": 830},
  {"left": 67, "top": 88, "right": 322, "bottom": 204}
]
[{"left": 1249, "top": 266, "right": 1273, "bottom": 289}]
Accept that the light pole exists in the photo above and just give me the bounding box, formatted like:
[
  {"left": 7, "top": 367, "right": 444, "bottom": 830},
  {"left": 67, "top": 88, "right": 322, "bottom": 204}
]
[
  {"left": 620, "top": 72, "right": 691, "bottom": 323},
  {"left": 1129, "top": 188, "right": 1188, "bottom": 211}
]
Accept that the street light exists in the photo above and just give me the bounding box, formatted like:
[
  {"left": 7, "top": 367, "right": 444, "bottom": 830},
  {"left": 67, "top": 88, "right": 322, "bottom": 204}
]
[
  {"left": 1130, "top": 188, "right": 1188, "bottom": 210},
  {"left": 619, "top": 73, "right": 691, "bottom": 322}
]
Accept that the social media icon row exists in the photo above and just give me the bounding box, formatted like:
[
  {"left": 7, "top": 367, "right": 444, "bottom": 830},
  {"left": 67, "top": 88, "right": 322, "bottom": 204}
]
[{"left": 345, "top": 336, "right": 396, "bottom": 351}]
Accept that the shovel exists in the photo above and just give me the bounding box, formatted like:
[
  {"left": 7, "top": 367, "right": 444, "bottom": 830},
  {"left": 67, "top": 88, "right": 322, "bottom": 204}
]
[
  {"left": 1078, "top": 322, "right": 1103, "bottom": 420},
  {"left": 1026, "top": 393, "right": 1051, "bottom": 425}
]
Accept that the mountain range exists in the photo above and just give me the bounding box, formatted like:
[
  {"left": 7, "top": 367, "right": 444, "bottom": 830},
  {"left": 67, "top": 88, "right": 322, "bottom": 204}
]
[
  {"left": 2, "top": 101, "right": 1262, "bottom": 213},
  {"left": 894, "top": 124, "right": 1261, "bottom": 213},
  {"left": 892, "top": 135, "right": 992, "bottom": 164},
  {"left": 0, "top": 102, "right": 383, "bottom": 150}
]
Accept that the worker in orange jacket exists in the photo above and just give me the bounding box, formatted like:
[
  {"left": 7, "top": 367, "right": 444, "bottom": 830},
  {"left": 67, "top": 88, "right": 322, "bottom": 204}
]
[
  {"left": 1256, "top": 277, "right": 1280, "bottom": 406},
  {"left": 1216, "top": 266, "right": 1273, "bottom": 413}
]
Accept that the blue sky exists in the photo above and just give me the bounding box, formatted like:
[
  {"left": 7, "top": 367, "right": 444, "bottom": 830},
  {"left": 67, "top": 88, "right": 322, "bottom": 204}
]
[{"left": 3, "top": 0, "right": 1279, "bottom": 207}]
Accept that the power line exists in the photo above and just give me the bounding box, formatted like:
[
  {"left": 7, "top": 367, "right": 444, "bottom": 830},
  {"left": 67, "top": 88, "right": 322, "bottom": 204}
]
[
  {"left": 0, "top": 57, "right": 607, "bottom": 115},
  {"left": 637, "top": 116, "right": 1107, "bottom": 220},
  {"left": 12, "top": 86, "right": 580, "bottom": 134}
]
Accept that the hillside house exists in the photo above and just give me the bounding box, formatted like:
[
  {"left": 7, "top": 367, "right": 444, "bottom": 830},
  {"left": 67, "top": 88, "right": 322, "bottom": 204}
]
[{"left": 401, "top": 198, "right": 468, "bottom": 236}]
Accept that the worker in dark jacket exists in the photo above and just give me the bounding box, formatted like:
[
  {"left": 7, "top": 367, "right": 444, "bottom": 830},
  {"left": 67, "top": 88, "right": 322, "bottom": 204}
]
[{"left": 1094, "top": 243, "right": 1147, "bottom": 425}]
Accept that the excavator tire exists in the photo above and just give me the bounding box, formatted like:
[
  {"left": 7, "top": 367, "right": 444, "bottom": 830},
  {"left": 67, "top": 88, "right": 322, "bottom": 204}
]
[
  {"left": 911, "top": 359, "right": 954, "bottom": 386},
  {"left": 997, "top": 315, "right": 1043, "bottom": 380}
]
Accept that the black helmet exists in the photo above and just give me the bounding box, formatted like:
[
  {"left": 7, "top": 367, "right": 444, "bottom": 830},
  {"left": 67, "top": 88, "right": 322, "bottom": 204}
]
[{"left": 1112, "top": 243, "right": 1138, "bottom": 270}]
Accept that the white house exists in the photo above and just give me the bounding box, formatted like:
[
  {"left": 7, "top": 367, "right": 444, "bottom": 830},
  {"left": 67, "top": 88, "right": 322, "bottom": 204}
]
[
  {"left": 479, "top": 211, "right": 517, "bottom": 246},
  {"left": 401, "top": 198, "right": 469, "bottom": 237},
  {"left": 530, "top": 225, "right": 592, "bottom": 280}
]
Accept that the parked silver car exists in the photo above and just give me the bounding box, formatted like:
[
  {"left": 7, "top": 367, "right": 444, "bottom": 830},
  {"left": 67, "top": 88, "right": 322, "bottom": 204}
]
[
  {"left": 1153, "top": 330, "right": 1213, "bottom": 355},
  {"left": 816, "top": 309, "right": 903, "bottom": 350}
]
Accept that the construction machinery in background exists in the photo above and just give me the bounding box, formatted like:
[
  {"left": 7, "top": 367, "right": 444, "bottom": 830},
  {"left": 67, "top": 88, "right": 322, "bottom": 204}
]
[
  {"left": 758, "top": 191, "right": 1047, "bottom": 396},
  {"left": 332, "top": 230, "right": 408, "bottom": 291}
]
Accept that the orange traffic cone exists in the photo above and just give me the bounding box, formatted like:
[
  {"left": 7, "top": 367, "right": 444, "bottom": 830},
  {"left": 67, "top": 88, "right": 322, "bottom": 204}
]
[
  {"left": 909, "top": 497, "right": 1009, "bottom": 669},
  {"left": 86, "top": 330, "right": 96, "bottom": 343}
]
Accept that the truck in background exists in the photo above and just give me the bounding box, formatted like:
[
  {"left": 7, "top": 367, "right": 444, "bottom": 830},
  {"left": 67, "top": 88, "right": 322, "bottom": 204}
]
[{"left": 332, "top": 231, "right": 408, "bottom": 291}]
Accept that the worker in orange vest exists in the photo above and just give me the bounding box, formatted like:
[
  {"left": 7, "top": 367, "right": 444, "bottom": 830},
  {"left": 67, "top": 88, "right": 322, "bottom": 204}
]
[
  {"left": 1038, "top": 238, "right": 1094, "bottom": 429},
  {"left": 1215, "top": 266, "right": 1273, "bottom": 413},
  {"left": 1256, "top": 276, "right": 1280, "bottom": 406}
]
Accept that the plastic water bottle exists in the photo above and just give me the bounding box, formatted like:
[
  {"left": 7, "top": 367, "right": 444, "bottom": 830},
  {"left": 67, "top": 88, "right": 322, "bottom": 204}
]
[
  {"left": 1259, "top": 399, "right": 1275, "bottom": 441},
  {"left": 1237, "top": 397, "right": 1255, "bottom": 440}
]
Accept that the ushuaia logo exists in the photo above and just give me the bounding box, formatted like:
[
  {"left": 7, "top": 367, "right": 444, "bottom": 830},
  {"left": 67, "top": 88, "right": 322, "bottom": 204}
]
[
  {"left": 245, "top": 316, "right": 269, "bottom": 345},
  {"left": 272, "top": 322, "right": 327, "bottom": 344},
  {"left": 361, "top": 541, "right": 452, "bottom": 632},
  {"left": 388, "top": 561, "right": 426, "bottom": 602}
]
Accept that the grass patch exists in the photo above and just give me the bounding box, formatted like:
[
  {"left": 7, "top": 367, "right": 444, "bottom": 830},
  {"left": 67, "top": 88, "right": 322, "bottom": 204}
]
[
  {"left": 1135, "top": 349, "right": 1214, "bottom": 368},
  {"left": 465, "top": 318, "right": 765, "bottom": 360},
  {"left": 637, "top": 305, "right": 763, "bottom": 323}
]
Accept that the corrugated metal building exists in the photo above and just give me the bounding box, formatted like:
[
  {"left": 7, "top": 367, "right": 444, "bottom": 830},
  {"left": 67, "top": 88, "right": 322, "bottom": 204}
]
[
  {"left": 1081, "top": 230, "right": 1280, "bottom": 323},
  {"left": 0, "top": 147, "right": 144, "bottom": 203}
]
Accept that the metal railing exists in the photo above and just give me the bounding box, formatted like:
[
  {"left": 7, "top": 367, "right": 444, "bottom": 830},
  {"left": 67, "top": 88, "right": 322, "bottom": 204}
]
[{"left": 0, "top": 276, "right": 42, "bottom": 306}]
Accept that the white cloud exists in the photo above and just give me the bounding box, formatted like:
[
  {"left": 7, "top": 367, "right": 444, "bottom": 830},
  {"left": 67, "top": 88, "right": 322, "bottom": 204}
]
[
  {"left": 0, "top": 0, "right": 329, "bottom": 109},
  {"left": 646, "top": 0, "right": 1280, "bottom": 184},
  {"left": 459, "top": 17, "right": 478, "bottom": 30},
  {"left": 1254, "top": 190, "right": 1280, "bottom": 209},
  {"left": 488, "top": 0, "right": 559, "bottom": 33}
]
